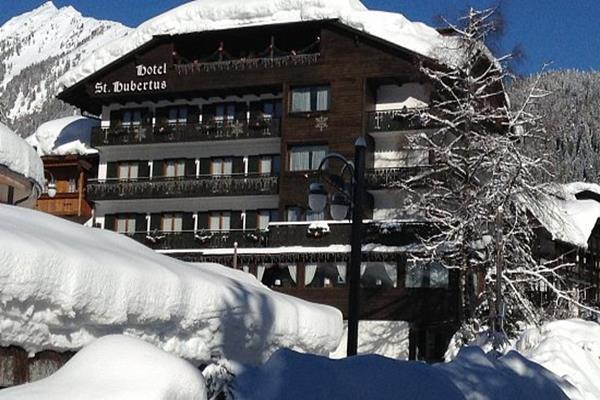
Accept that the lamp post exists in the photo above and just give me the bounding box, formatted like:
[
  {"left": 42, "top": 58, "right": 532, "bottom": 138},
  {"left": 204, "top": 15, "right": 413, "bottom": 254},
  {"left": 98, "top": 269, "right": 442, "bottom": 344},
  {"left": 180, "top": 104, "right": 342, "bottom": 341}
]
[{"left": 308, "top": 136, "right": 367, "bottom": 357}]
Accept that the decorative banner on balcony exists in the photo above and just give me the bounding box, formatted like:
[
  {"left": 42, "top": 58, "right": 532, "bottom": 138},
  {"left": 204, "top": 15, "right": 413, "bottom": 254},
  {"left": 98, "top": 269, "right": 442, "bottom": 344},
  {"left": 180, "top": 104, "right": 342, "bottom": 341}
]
[{"left": 93, "top": 63, "right": 168, "bottom": 95}]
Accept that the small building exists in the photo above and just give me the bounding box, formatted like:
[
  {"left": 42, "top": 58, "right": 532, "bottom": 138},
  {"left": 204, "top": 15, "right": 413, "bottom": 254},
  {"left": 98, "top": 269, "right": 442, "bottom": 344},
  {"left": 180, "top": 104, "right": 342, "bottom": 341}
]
[
  {"left": 27, "top": 116, "right": 99, "bottom": 223},
  {"left": 0, "top": 122, "right": 43, "bottom": 208}
]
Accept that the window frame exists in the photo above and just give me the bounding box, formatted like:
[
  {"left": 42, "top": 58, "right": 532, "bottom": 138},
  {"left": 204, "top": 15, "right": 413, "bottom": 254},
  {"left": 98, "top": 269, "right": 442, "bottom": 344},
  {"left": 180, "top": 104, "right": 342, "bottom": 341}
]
[{"left": 290, "top": 85, "right": 331, "bottom": 114}]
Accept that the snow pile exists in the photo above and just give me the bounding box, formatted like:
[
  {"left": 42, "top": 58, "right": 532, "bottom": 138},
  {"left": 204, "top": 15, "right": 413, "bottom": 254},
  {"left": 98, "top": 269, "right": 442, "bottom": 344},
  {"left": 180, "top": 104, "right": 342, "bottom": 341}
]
[
  {"left": 60, "top": 0, "right": 457, "bottom": 89},
  {"left": 26, "top": 116, "right": 99, "bottom": 156},
  {"left": 232, "top": 346, "right": 571, "bottom": 400},
  {"left": 0, "top": 122, "right": 44, "bottom": 189},
  {"left": 0, "top": 205, "right": 343, "bottom": 365},
  {"left": 526, "top": 183, "right": 600, "bottom": 248},
  {"left": 516, "top": 319, "right": 600, "bottom": 400},
  {"left": 0, "top": 335, "right": 207, "bottom": 400},
  {"left": 330, "top": 320, "right": 409, "bottom": 359}
]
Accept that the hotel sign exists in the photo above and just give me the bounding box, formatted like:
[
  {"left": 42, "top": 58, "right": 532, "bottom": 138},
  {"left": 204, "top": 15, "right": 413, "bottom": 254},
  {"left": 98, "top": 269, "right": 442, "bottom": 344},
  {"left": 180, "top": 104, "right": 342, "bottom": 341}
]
[{"left": 93, "top": 63, "right": 168, "bottom": 95}]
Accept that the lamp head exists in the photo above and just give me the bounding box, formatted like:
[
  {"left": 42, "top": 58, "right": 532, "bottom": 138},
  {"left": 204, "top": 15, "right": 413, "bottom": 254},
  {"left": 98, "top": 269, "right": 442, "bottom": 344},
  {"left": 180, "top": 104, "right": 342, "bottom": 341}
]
[
  {"left": 330, "top": 193, "right": 350, "bottom": 220},
  {"left": 308, "top": 182, "right": 327, "bottom": 213},
  {"left": 47, "top": 182, "right": 57, "bottom": 198}
]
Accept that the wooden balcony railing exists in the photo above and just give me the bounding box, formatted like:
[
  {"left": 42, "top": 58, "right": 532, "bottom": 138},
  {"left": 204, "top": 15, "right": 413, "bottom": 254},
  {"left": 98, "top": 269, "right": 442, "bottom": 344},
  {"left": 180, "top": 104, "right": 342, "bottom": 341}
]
[
  {"left": 366, "top": 167, "right": 434, "bottom": 189},
  {"left": 128, "top": 230, "right": 270, "bottom": 250},
  {"left": 91, "top": 118, "right": 281, "bottom": 147},
  {"left": 87, "top": 174, "right": 278, "bottom": 200},
  {"left": 366, "top": 109, "right": 438, "bottom": 133}
]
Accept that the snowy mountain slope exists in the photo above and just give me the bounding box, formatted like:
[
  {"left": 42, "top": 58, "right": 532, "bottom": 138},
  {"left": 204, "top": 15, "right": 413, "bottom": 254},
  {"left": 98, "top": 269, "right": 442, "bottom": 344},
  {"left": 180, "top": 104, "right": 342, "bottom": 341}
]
[{"left": 0, "top": 2, "right": 130, "bottom": 136}]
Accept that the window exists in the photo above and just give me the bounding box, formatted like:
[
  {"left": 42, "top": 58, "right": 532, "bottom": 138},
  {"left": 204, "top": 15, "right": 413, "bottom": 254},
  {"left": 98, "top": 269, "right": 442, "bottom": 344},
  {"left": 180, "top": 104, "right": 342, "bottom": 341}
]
[
  {"left": 306, "top": 263, "right": 347, "bottom": 288},
  {"left": 68, "top": 178, "right": 77, "bottom": 193},
  {"left": 405, "top": 260, "right": 449, "bottom": 288},
  {"left": 215, "top": 103, "right": 236, "bottom": 121},
  {"left": 122, "top": 110, "right": 143, "bottom": 127},
  {"left": 209, "top": 212, "right": 231, "bottom": 231},
  {"left": 306, "top": 210, "right": 325, "bottom": 221},
  {"left": 118, "top": 162, "right": 139, "bottom": 181},
  {"left": 211, "top": 158, "right": 233, "bottom": 176},
  {"left": 168, "top": 106, "right": 188, "bottom": 124},
  {"left": 288, "top": 145, "right": 327, "bottom": 171},
  {"left": 291, "top": 86, "right": 330, "bottom": 113},
  {"left": 259, "top": 157, "right": 272, "bottom": 175},
  {"left": 361, "top": 262, "right": 398, "bottom": 289},
  {"left": 116, "top": 215, "right": 136, "bottom": 234},
  {"left": 164, "top": 160, "right": 185, "bottom": 178},
  {"left": 162, "top": 213, "right": 183, "bottom": 233},
  {"left": 257, "top": 211, "right": 271, "bottom": 230},
  {"left": 286, "top": 206, "right": 303, "bottom": 222}
]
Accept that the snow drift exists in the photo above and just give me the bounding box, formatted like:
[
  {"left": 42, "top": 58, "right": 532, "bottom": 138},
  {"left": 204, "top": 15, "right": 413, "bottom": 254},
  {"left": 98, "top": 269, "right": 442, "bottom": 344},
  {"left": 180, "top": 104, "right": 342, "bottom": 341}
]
[
  {"left": 0, "top": 121, "right": 44, "bottom": 189},
  {"left": 233, "top": 346, "right": 571, "bottom": 400},
  {"left": 517, "top": 319, "right": 600, "bottom": 400},
  {"left": 0, "top": 335, "right": 207, "bottom": 400},
  {"left": 60, "top": 0, "right": 456, "bottom": 89},
  {"left": 0, "top": 205, "right": 342, "bottom": 364},
  {"left": 26, "top": 116, "right": 99, "bottom": 156}
]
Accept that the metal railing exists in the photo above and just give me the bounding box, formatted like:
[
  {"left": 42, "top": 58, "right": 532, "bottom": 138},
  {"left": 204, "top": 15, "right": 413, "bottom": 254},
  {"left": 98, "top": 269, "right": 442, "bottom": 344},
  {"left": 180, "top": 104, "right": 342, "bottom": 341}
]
[
  {"left": 88, "top": 174, "right": 278, "bottom": 200},
  {"left": 366, "top": 109, "right": 438, "bottom": 133},
  {"left": 91, "top": 118, "right": 281, "bottom": 147}
]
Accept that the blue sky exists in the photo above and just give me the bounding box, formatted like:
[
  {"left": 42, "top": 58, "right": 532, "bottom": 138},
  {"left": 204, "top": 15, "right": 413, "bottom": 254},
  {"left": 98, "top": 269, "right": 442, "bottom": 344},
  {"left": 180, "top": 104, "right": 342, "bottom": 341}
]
[{"left": 1, "top": 0, "right": 599, "bottom": 75}]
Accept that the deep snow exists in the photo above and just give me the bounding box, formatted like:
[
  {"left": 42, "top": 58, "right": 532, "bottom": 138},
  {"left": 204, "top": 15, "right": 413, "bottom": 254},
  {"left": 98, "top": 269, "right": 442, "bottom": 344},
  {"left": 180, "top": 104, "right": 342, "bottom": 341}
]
[
  {"left": 0, "top": 204, "right": 342, "bottom": 365},
  {"left": 26, "top": 116, "right": 99, "bottom": 156},
  {"left": 0, "top": 335, "right": 207, "bottom": 400},
  {"left": 0, "top": 121, "right": 44, "bottom": 189}
]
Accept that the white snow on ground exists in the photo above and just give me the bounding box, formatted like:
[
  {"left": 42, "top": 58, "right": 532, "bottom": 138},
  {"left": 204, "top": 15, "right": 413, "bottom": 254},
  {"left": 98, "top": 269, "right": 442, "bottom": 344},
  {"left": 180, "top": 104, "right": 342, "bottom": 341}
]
[
  {"left": 516, "top": 319, "right": 600, "bottom": 400},
  {"left": 60, "top": 0, "right": 458, "bottom": 89},
  {"left": 0, "top": 122, "right": 44, "bottom": 189},
  {"left": 329, "top": 320, "right": 409, "bottom": 359},
  {"left": 232, "top": 346, "right": 571, "bottom": 400},
  {"left": 0, "top": 335, "right": 207, "bottom": 400},
  {"left": 526, "top": 184, "right": 600, "bottom": 248},
  {"left": 0, "top": 204, "right": 343, "bottom": 365},
  {"left": 25, "top": 116, "right": 99, "bottom": 156}
]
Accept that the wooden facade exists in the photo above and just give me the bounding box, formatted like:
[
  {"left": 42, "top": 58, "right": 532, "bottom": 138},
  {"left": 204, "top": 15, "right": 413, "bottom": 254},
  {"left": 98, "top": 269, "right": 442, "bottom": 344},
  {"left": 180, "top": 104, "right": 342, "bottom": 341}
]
[
  {"left": 55, "top": 19, "right": 458, "bottom": 363},
  {"left": 36, "top": 155, "right": 95, "bottom": 223}
]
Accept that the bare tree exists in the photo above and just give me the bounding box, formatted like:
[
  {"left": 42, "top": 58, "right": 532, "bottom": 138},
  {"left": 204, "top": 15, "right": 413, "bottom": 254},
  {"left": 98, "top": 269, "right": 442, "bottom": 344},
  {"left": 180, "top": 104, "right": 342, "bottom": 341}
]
[{"left": 391, "top": 8, "right": 593, "bottom": 350}]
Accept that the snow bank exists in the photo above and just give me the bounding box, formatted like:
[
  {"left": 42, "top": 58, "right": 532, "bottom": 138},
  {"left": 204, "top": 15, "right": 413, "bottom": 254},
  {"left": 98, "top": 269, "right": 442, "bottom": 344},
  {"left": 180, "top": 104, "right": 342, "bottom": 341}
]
[
  {"left": 26, "top": 116, "right": 99, "bottom": 156},
  {"left": 0, "top": 122, "right": 44, "bottom": 189},
  {"left": 233, "top": 347, "right": 570, "bottom": 400},
  {"left": 0, "top": 205, "right": 343, "bottom": 365},
  {"left": 0, "top": 335, "right": 206, "bottom": 400},
  {"left": 60, "top": 0, "right": 456, "bottom": 89},
  {"left": 526, "top": 184, "right": 600, "bottom": 248},
  {"left": 516, "top": 319, "right": 600, "bottom": 400}
]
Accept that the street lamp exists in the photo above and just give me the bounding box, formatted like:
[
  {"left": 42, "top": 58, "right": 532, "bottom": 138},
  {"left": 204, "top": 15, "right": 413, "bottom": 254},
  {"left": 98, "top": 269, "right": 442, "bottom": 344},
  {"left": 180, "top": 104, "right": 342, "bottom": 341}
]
[{"left": 307, "top": 136, "right": 367, "bottom": 357}]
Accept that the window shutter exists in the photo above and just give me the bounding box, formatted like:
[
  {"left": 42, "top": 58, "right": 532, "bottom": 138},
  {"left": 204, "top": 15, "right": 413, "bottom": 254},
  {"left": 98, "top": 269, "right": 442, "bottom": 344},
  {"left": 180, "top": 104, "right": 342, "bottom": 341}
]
[
  {"left": 182, "top": 213, "right": 194, "bottom": 231},
  {"left": 197, "top": 212, "right": 209, "bottom": 230},
  {"left": 106, "top": 162, "right": 118, "bottom": 179},
  {"left": 138, "top": 162, "right": 150, "bottom": 179},
  {"left": 187, "top": 106, "right": 200, "bottom": 124},
  {"left": 155, "top": 108, "right": 169, "bottom": 126},
  {"left": 110, "top": 110, "right": 123, "bottom": 127},
  {"left": 104, "top": 215, "right": 116, "bottom": 231},
  {"left": 249, "top": 101, "right": 262, "bottom": 120},
  {"left": 235, "top": 103, "right": 248, "bottom": 121},
  {"left": 150, "top": 214, "right": 162, "bottom": 232},
  {"left": 232, "top": 158, "right": 244, "bottom": 174},
  {"left": 141, "top": 109, "right": 152, "bottom": 126},
  {"left": 245, "top": 211, "right": 257, "bottom": 230},
  {"left": 248, "top": 156, "right": 259, "bottom": 174},
  {"left": 185, "top": 159, "right": 196, "bottom": 177},
  {"left": 231, "top": 211, "right": 243, "bottom": 230},
  {"left": 199, "top": 158, "right": 210, "bottom": 175},
  {"left": 202, "top": 104, "right": 216, "bottom": 122},
  {"left": 135, "top": 214, "right": 147, "bottom": 233},
  {"left": 153, "top": 160, "right": 164, "bottom": 178}
]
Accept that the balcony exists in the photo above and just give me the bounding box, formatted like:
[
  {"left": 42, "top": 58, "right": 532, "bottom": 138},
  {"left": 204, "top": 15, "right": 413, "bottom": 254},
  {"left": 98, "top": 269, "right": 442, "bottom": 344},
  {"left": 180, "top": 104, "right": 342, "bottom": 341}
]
[
  {"left": 129, "top": 230, "right": 269, "bottom": 251},
  {"left": 87, "top": 174, "right": 278, "bottom": 201},
  {"left": 174, "top": 53, "right": 320, "bottom": 75},
  {"left": 366, "top": 167, "right": 434, "bottom": 189},
  {"left": 91, "top": 118, "right": 281, "bottom": 147},
  {"left": 366, "top": 109, "right": 438, "bottom": 133}
]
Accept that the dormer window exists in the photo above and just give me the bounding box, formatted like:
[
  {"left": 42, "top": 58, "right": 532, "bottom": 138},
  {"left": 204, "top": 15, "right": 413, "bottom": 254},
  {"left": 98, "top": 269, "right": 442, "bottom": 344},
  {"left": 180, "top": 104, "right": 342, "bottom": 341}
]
[{"left": 291, "top": 85, "right": 330, "bottom": 113}]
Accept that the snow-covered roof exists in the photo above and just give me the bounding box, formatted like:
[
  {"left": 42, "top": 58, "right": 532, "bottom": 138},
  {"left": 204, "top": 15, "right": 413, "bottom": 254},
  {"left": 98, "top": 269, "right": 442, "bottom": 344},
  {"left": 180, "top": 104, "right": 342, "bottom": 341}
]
[
  {"left": 0, "top": 121, "right": 44, "bottom": 190},
  {"left": 26, "top": 116, "right": 99, "bottom": 156},
  {"left": 0, "top": 205, "right": 342, "bottom": 365},
  {"left": 60, "top": 0, "right": 457, "bottom": 89},
  {"left": 0, "top": 335, "right": 207, "bottom": 400},
  {"left": 526, "top": 183, "right": 600, "bottom": 249}
]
